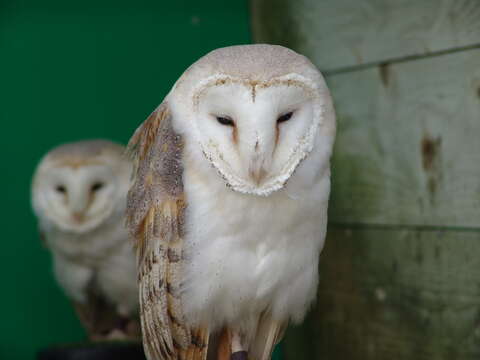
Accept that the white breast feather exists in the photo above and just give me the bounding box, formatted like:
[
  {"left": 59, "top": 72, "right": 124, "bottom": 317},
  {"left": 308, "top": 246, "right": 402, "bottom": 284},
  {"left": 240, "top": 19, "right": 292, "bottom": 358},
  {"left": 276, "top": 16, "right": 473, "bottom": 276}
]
[{"left": 180, "top": 137, "right": 330, "bottom": 335}]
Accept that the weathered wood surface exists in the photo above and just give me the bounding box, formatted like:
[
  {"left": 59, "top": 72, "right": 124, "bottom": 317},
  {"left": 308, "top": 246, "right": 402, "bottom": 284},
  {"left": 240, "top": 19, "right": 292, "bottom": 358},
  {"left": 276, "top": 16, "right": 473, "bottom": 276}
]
[
  {"left": 328, "top": 49, "right": 480, "bottom": 227},
  {"left": 251, "top": 0, "right": 480, "bottom": 72},
  {"left": 285, "top": 227, "right": 480, "bottom": 360},
  {"left": 251, "top": 1, "right": 480, "bottom": 360}
]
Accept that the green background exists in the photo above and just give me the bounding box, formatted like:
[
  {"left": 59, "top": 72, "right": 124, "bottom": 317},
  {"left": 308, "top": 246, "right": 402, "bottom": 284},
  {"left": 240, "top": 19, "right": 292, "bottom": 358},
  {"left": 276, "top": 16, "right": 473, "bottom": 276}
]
[{"left": 0, "top": 1, "right": 250, "bottom": 359}]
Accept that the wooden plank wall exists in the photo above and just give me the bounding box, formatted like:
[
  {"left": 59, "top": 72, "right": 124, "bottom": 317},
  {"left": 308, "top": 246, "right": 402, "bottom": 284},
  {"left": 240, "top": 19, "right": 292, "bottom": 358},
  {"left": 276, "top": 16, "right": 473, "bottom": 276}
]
[
  {"left": 252, "top": 0, "right": 480, "bottom": 71},
  {"left": 251, "top": 1, "right": 480, "bottom": 359}
]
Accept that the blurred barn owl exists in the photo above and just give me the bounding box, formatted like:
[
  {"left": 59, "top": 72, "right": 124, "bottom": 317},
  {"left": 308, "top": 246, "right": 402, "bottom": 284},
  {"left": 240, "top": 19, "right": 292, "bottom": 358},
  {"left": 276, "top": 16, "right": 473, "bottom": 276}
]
[
  {"left": 31, "top": 140, "right": 140, "bottom": 340},
  {"left": 127, "top": 44, "right": 336, "bottom": 360}
]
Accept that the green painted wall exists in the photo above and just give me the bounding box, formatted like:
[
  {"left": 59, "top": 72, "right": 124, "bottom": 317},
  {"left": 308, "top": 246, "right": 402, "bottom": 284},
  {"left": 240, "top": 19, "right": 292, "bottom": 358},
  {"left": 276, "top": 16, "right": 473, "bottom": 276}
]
[{"left": 0, "top": 1, "right": 250, "bottom": 359}]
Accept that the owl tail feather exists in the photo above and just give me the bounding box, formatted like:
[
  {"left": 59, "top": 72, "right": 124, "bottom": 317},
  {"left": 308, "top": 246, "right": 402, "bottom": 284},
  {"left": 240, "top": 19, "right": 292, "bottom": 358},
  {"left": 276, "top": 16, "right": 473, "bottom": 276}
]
[
  {"left": 215, "top": 328, "right": 232, "bottom": 360},
  {"left": 249, "top": 313, "right": 287, "bottom": 360},
  {"left": 214, "top": 313, "right": 285, "bottom": 360}
]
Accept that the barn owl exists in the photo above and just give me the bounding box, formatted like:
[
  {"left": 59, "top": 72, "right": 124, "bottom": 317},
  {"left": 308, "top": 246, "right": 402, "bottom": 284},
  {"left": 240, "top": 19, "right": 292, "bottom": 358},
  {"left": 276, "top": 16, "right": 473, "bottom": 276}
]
[
  {"left": 31, "top": 140, "right": 140, "bottom": 340},
  {"left": 127, "top": 44, "right": 336, "bottom": 360}
]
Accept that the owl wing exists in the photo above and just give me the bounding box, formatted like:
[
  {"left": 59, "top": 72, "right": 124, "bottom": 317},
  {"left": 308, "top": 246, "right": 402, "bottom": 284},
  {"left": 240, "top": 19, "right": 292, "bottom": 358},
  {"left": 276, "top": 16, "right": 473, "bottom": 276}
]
[{"left": 126, "top": 103, "right": 209, "bottom": 360}]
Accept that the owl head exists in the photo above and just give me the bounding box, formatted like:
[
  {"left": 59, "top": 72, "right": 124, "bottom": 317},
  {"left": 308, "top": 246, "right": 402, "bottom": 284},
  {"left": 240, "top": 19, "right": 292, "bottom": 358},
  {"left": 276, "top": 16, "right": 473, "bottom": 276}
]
[
  {"left": 168, "top": 44, "right": 336, "bottom": 196},
  {"left": 31, "top": 140, "right": 132, "bottom": 233}
]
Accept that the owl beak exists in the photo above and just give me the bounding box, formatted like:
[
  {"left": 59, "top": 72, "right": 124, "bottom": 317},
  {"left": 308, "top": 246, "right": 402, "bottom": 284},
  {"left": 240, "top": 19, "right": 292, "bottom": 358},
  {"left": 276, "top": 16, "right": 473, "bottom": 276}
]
[
  {"left": 248, "top": 154, "right": 267, "bottom": 185},
  {"left": 249, "top": 167, "right": 267, "bottom": 185},
  {"left": 72, "top": 211, "right": 86, "bottom": 223}
]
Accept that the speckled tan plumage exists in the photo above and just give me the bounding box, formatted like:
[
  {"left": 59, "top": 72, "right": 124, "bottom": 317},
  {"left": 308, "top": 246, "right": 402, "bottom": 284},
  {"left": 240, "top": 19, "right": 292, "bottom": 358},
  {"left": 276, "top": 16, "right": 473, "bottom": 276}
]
[{"left": 127, "top": 104, "right": 209, "bottom": 360}]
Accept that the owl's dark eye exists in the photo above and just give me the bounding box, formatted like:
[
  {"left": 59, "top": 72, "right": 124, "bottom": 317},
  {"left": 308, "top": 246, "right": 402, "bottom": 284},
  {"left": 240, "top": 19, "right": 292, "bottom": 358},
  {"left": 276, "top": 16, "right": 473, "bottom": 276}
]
[
  {"left": 277, "top": 111, "right": 294, "bottom": 123},
  {"left": 55, "top": 185, "right": 66, "bottom": 193},
  {"left": 91, "top": 182, "right": 104, "bottom": 192},
  {"left": 216, "top": 116, "right": 234, "bottom": 126}
]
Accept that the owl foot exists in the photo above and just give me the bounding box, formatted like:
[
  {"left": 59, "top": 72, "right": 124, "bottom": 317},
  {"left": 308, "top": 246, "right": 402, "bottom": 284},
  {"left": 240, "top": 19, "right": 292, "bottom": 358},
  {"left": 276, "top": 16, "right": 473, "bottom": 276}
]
[{"left": 231, "top": 351, "right": 248, "bottom": 360}]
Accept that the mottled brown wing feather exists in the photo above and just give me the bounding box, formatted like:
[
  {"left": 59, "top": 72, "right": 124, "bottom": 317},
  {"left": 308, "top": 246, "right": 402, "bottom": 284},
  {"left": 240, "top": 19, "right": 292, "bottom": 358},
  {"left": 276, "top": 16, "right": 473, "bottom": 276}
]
[{"left": 126, "top": 103, "right": 209, "bottom": 360}]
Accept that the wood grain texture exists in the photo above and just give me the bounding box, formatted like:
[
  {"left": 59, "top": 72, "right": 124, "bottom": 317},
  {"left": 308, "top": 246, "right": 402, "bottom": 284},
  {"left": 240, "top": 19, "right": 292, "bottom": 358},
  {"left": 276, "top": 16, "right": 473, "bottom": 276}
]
[
  {"left": 285, "top": 227, "right": 480, "bottom": 360},
  {"left": 251, "top": 0, "right": 480, "bottom": 71},
  {"left": 251, "top": 2, "right": 480, "bottom": 359},
  {"left": 328, "top": 49, "right": 480, "bottom": 227}
]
